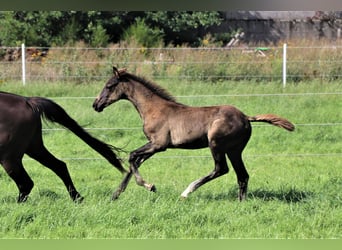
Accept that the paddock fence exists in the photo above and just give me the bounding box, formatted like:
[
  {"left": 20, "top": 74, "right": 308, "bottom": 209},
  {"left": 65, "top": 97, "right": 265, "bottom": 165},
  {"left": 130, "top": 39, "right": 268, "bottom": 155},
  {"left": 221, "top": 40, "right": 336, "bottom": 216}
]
[
  {"left": 42, "top": 91, "right": 342, "bottom": 161},
  {"left": 1, "top": 44, "right": 341, "bottom": 160},
  {"left": 1, "top": 43, "right": 342, "bottom": 85}
]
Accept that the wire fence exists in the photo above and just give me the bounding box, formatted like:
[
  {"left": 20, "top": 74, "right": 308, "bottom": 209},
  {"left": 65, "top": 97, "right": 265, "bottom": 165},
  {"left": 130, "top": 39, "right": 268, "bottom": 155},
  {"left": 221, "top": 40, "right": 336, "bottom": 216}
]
[
  {"left": 2, "top": 44, "right": 342, "bottom": 84},
  {"left": 35, "top": 91, "right": 342, "bottom": 160},
  {"left": 41, "top": 91, "right": 342, "bottom": 131},
  {"left": 2, "top": 45, "right": 341, "bottom": 160}
]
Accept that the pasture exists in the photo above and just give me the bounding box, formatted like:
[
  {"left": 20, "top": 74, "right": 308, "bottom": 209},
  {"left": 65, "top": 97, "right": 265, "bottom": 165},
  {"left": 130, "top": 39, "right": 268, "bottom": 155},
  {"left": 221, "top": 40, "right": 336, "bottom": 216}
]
[{"left": 0, "top": 79, "right": 341, "bottom": 239}]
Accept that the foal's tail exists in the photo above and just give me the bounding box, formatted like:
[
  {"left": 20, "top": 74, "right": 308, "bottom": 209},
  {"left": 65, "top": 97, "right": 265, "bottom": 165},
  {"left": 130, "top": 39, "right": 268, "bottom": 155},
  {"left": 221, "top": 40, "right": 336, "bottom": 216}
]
[
  {"left": 248, "top": 114, "right": 295, "bottom": 131},
  {"left": 28, "top": 97, "right": 127, "bottom": 174}
]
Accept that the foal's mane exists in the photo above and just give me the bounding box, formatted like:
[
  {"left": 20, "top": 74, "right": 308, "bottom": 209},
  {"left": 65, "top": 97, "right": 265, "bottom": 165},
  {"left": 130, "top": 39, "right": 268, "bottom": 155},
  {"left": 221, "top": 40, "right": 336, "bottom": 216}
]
[{"left": 122, "top": 72, "right": 177, "bottom": 102}]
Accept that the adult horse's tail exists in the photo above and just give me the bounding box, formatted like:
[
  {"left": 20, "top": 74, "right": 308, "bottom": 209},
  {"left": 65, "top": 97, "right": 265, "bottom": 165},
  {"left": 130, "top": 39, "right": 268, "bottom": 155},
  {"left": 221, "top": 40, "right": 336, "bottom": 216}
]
[
  {"left": 248, "top": 114, "right": 295, "bottom": 131},
  {"left": 28, "top": 97, "right": 127, "bottom": 174}
]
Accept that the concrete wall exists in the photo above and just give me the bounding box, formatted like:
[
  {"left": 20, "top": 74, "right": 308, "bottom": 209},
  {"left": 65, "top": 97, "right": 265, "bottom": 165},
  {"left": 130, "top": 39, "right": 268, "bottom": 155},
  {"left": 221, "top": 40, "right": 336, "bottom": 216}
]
[{"left": 216, "top": 11, "right": 342, "bottom": 45}]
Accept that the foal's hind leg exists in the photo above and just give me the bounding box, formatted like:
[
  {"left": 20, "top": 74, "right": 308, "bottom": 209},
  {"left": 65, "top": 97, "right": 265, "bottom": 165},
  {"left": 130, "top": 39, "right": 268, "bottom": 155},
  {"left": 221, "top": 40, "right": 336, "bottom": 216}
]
[
  {"left": 181, "top": 149, "right": 228, "bottom": 198},
  {"left": 2, "top": 159, "right": 34, "bottom": 203},
  {"left": 227, "top": 150, "right": 249, "bottom": 201},
  {"left": 26, "top": 144, "right": 83, "bottom": 202}
]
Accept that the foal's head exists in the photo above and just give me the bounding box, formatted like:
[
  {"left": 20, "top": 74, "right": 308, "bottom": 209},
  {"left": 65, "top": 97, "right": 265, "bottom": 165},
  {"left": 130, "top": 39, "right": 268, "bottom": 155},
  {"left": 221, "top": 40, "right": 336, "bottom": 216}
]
[{"left": 93, "top": 67, "right": 127, "bottom": 112}]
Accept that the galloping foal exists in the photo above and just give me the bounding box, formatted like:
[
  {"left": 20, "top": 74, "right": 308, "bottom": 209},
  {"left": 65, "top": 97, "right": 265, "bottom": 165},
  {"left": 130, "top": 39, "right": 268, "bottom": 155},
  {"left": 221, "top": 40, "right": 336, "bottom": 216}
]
[{"left": 93, "top": 67, "right": 295, "bottom": 201}]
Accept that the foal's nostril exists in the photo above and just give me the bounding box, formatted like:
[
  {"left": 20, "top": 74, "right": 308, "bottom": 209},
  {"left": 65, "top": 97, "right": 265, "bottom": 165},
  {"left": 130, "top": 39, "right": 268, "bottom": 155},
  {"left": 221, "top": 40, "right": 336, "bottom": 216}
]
[
  {"left": 92, "top": 99, "right": 100, "bottom": 111},
  {"left": 92, "top": 100, "right": 104, "bottom": 112}
]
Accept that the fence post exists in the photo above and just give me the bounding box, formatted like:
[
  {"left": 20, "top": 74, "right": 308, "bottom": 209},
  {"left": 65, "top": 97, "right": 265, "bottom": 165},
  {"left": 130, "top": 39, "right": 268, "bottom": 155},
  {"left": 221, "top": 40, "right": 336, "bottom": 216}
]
[
  {"left": 21, "top": 43, "right": 26, "bottom": 85},
  {"left": 282, "top": 43, "right": 287, "bottom": 88}
]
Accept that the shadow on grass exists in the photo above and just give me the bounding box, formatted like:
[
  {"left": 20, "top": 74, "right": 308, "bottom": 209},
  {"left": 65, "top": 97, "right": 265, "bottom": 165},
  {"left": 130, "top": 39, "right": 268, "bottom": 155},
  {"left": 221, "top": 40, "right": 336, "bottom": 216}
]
[
  {"left": 38, "top": 189, "right": 62, "bottom": 201},
  {"left": 0, "top": 190, "right": 62, "bottom": 204},
  {"left": 201, "top": 187, "right": 313, "bottom": 203},
  {"left": 247, "top": 188, "right": 313, "bottom": 203}
]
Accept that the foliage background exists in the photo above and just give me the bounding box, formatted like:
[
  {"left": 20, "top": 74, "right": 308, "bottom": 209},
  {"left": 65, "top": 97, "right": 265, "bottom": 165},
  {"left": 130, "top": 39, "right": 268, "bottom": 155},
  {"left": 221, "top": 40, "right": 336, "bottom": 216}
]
[{"left": 0, "top": 11, "right": 224, "bottom": 47}]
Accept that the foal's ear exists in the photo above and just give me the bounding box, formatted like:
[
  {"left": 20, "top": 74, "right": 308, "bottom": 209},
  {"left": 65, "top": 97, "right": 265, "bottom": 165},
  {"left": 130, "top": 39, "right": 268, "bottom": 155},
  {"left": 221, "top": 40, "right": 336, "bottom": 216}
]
[
  {"left": 113, "top": 66, "right": 119, "bottom": 77},
  {"left": 113, "top": 66, "right": 127, "bottom": 77}
]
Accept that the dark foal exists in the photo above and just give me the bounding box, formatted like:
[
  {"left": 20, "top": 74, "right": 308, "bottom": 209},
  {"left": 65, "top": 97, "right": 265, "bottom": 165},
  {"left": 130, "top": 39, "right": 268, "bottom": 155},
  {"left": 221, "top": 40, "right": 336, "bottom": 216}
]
[{"left": 93, "top": 67, "right": 295, "bottom": 201}]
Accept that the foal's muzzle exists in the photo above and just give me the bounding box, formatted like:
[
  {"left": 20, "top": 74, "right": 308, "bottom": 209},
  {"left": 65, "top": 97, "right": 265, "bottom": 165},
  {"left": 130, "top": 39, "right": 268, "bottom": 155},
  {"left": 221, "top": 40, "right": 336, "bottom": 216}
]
[{"left": 92, "top": 98, "right": 105, "bottom": 112}]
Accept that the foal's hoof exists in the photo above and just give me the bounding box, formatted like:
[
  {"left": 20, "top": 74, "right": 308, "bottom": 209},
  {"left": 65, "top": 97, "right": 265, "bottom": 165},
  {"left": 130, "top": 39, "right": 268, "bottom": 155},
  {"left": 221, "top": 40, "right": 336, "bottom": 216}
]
[
  {"left": 147, "top": 184, "right": 156, "bottom": 192},
  {"left": 179, "top": 196, "right": 188, "bottom": 201},
  {"left": 112, "top": 191, "right": 121, "bottom": 201}
]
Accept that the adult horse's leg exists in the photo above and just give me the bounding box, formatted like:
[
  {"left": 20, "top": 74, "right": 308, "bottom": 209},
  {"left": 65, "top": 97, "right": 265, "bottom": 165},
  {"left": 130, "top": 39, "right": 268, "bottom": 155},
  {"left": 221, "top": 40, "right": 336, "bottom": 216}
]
[
  {"left": 181, "top": 148, "right": 229, "bottom": 198},
  {"left": 26, "top": 139, "right": 83, "bottom": 202},
  {"left": 1, "top": 159, "right": 34, "bottom": 203},
  {"left": 227, "top": 150, "right": 249, "bottom": 201}
]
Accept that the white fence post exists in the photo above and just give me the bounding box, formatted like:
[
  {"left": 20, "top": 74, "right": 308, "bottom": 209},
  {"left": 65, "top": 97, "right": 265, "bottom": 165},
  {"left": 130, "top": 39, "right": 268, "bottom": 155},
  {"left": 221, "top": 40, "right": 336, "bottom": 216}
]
[
  {"left": 282, "top": 43, "right": 287, "bottom": 88},
  {"left": 21, "top": 43, "right": 26, "bottom": 85}
]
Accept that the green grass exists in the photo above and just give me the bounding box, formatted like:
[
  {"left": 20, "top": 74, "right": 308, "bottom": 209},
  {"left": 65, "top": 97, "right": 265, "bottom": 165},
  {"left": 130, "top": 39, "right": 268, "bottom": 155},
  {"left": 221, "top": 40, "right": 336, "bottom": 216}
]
[{"left": 0, "top": 80, "right": 341, "bottom": 239}]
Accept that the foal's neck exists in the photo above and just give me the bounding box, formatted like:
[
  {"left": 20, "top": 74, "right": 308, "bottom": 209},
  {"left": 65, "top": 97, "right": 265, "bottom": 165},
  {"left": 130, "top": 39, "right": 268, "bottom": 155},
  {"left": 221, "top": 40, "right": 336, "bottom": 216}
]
[{"left": 125, "top": 79, "right": 173, "bottom": 120}]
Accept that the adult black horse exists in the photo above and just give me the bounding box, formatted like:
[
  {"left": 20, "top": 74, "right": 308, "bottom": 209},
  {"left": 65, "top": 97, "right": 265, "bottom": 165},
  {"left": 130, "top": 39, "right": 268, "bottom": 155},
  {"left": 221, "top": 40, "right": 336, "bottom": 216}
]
[
  {"left": 93, "top": 67, "right": 295, "bottom": 201},
  {"left": 0, "top": 91, "right": 126, "bottom": 203}
]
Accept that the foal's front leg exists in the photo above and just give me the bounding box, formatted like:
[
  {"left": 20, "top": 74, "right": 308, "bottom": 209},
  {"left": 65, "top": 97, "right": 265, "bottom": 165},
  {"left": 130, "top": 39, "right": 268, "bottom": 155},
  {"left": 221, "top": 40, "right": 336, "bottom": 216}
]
[
  {"left": 129, "top": 143, "right": 158, "bottom": 191},
  {"left": 112, "top": 170, "right": 133, "bottom": 200},
  {"left": 112, "top": 142, "right": 161, "bottom": 200}
]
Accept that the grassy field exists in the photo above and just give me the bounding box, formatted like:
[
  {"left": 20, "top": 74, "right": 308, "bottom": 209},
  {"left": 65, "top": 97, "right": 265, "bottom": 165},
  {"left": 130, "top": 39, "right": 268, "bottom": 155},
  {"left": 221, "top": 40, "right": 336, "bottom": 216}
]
[{"left": 0, "top": 79, "right": 341, "bottom": 239}]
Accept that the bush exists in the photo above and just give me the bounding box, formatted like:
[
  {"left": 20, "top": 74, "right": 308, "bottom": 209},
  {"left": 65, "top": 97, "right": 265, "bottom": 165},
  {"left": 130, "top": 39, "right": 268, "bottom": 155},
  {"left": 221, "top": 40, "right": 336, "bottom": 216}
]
[
  {"left": 122, "top": 18, "right": 164, "bottom": 48},
  {"left": 85, "top": 23, "right": 110, "bottom": 48}
]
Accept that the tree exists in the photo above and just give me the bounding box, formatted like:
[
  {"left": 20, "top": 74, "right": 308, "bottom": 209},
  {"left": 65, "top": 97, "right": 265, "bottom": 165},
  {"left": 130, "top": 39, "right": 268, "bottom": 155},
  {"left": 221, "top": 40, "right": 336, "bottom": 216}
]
[
  {"left": 0, "top": 11, "right": 77, "bottom": 46},
  {"left": 0, "top": 11, "right": 223, "bottom": 47},
  {"left": 144, "top": 11, "right": 223, "bottom": 45}
]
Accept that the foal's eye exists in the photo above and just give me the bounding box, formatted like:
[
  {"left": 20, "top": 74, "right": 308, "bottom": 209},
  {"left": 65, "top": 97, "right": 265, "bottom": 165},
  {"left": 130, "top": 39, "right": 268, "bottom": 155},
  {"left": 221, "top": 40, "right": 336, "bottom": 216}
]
[
  {"left": 106, "top": 80, "right": 118, "bottom": 89},
  {"left": 106, "top": 83, "right": 114, "bottom": 89}
]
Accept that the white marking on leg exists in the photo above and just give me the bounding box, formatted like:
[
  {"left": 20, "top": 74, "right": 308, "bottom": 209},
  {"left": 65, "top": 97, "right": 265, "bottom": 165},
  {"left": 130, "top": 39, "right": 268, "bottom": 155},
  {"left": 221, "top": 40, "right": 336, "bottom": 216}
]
[{"left": 181, "top": 180, "right": 199, "bottom": 198}]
